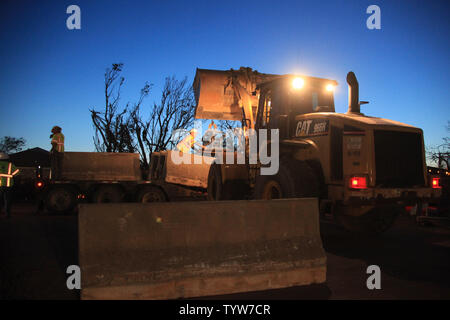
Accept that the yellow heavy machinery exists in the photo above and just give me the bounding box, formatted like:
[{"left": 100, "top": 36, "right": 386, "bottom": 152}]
[{"left": 189, "top": 67, "right": 441, "bottom": 234}]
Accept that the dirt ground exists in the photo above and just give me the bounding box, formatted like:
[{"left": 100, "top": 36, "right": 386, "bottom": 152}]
[{"left": 1, "top": 203, "right": 449, "bottom": 300}]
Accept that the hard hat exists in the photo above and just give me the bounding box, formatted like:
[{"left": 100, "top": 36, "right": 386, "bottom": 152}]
[
  {"left": 208, "top": 121, "right": 217, "bottom": 130},
  {"left": 0, "top": 152, "right": 9, "bottom": 160}
]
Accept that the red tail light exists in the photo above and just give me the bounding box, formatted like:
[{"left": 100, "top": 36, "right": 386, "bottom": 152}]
[
  {"left": 35, "top": 180, "right": 44, "bottom": 188},
  {"left": 349, "top": 176, "right": 367, "bottom": 189},
  {"left": 431, "top": 177, "right": 441, "bottom": 189}
]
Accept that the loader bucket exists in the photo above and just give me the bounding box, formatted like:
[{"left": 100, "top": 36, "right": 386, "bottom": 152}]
[
  {"left": 78, "top": 198, "right": 326, "bottom": 299},
  {"left": 193, "top": 68, "right": 279, "bottom": 121}
]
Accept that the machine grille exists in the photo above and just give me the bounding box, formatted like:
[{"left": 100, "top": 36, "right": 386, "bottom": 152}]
[
  {"left": 374, "top": 130, "right": 424, "bottom": 187},
  {"left": 330, "top": 126, "right": 343, "bottom": 181}
]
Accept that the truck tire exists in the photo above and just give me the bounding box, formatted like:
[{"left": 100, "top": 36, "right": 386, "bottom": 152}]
[
  {"left": 336, "top": 205, "right": 400, "bottom": 235},
  {"left": 45, "top": 186, "right": 77, "bottom": 214},
  {"left": 254, "top": 159, "right": 319, "bottom": 199},
  {"left": 137, "top": 186, "right": 167, "bottom": 203},
  {"left": 92, "top": 185, "right": 124, "bottom": 203}
]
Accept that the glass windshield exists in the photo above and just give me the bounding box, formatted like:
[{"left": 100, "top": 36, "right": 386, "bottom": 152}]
[{"left": 289, "top": 87, "right": 334, "bottom": 114}]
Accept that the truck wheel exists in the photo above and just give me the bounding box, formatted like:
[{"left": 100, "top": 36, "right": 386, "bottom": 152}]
[
  {"left": 254, "top": 160, "right": 319, "bottom": 199},
  {"left": 45, "top": 186, "right": 77, "bottom": 214},
  {"left": 92, "top": 185, "right": 124, "bottom": 203},
  {"left": 137, "top": 186, "right": 167, "bottom": 202}
]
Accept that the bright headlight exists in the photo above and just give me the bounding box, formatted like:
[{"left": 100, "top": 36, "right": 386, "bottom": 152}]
[{"left": 292, "top": 77, "right": 304, "bottom": 89}]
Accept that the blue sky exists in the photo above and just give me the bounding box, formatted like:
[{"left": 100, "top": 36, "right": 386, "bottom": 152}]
[{"left": 0, "top": 0, "right": 449, "bottom": 154}]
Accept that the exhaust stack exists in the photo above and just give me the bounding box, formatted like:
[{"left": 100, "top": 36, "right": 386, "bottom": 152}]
[{"left": 347, "top": 71, "right": 360, "bottom": 114}]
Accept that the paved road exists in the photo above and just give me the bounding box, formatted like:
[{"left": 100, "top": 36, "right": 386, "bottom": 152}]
[{"left": 1, "top": 204, "right": 449, "bottom": 300}]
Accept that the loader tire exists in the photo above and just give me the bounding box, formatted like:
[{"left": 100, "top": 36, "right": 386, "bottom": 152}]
[
  {"left": 137, "top": 185, "right": 167, "bottom": 203},
  {"left": 207, "top": 163, "right": 234, "bottom": 200},
  {"left": 254, "top": 160, "right": 319, "bottom": 199},
  {"left": 92, "top": 185, "right": 124, "bottom": 203},
  {"left": 336, "top": 205, "right": 400, "bottom": 235},
  {"left": 45, "top": 186, "right": 77, "bottom": 214}
]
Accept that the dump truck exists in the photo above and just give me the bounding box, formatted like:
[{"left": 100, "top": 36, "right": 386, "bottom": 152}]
[
  {"left": 35, "top": 152, "right": 211, "bottom": 213},
  {"left": 149, "top": 67, "right": 442, "bottom": 234}
]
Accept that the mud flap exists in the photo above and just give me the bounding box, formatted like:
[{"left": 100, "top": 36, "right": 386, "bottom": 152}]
[{"left": 78, "top": 198, "right": 326, "bottom": 299}]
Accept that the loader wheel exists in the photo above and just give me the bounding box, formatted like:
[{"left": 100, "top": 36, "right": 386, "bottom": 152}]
[
  {"left": 45, "top": 186, "right": 77, "bottom": 214},
  {"left": 257, "top": 180, "right": 283, "bottom": 199},
  {"left": 207, "top": 163, "right": 231, "bottom": 200},
  {"left": 336, "top": 205, "right": 400, "bottom": 235},
  {"left": 366, "top": 206, "right": 400, "bottom": 234},
  {"left": 254, "top": 160, "right": 319, "bottom": 199},
  {"left": 92, "top": 185, "right": 124, "bottom": 203},
  {"left": 137, "top": 186, "right": 167, "bottom": 203}
]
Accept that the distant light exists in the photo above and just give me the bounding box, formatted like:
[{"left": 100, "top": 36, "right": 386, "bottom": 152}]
[
  {"left": 36, "top": 181, "right": 44, "bottom": 188},
  {"left": 326, "top": 84, "right": 335, "bottom": 92},
  {"left": 292, "top": 77, "right": 304, "bottom": 89}
]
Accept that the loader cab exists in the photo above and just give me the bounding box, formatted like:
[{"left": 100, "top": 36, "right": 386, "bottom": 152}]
[{"left": 256, "top": 76, "right": 337, "bottom": 137}]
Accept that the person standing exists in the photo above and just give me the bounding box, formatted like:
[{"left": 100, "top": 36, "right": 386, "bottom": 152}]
[
  {"left": 50, "top": 126, "right": 65, "bottom": 180},
  {"left": 0, "top": 152, "right": 19, "bottom": 218},
  {"left": 176, "top": 129, "right": 199, "bottom": 153}
]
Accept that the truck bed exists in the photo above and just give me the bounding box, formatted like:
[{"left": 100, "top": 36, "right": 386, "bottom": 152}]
[{"left": 57, "top": 152, "right": 141, "bottom": 181}]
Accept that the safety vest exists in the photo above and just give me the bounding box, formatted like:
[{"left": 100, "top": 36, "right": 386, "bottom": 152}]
[
  {"left": 0, "top": 161, "right": 19, "bottom": 187},
  {"left": 51, "top": 133, "right": 65, "bottom": 152},
  {"left": 177, "top": 135, "right": 195, "bottom": 153}
]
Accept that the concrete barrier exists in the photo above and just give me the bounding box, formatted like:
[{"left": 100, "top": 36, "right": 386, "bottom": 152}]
[{"left": 78, "top": 198, "right": 326, "bottom": 299}]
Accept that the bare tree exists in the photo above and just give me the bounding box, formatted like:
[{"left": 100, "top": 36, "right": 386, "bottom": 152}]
[
  {"left": 427, "top": 121, "right": 450, "bottom": 169},
  {"left": 130, "top": 76, "right": 195, "bottom": 168},
  {"left": 91, "top": 64, "right": 195, "bottom": 170},
  {"left": 90, "top": 63, "right": 136, "bottom": 153},
  {"left": 0, "top": 136, "right": 26, "bottom": 153},
  {"left": 128, "top": 83, "right": 152, "bottom": 167}
]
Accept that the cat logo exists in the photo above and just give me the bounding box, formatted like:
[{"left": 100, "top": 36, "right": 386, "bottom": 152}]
[
  {"left": 296, "top": 120, "right": 313, "bottom": 137},
  {"left": 296, "top": 119, "right": 329, "bottom": 137}
]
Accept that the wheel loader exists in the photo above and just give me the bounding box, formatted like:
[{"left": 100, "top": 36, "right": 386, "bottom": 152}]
[{"left": 174, "top": 67, "right": 441, "bottom": 234}]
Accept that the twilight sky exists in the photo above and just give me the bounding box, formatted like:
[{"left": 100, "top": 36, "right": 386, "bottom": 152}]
[{"left": 0, "top": 0, "right": 449, "bottom": 156}]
